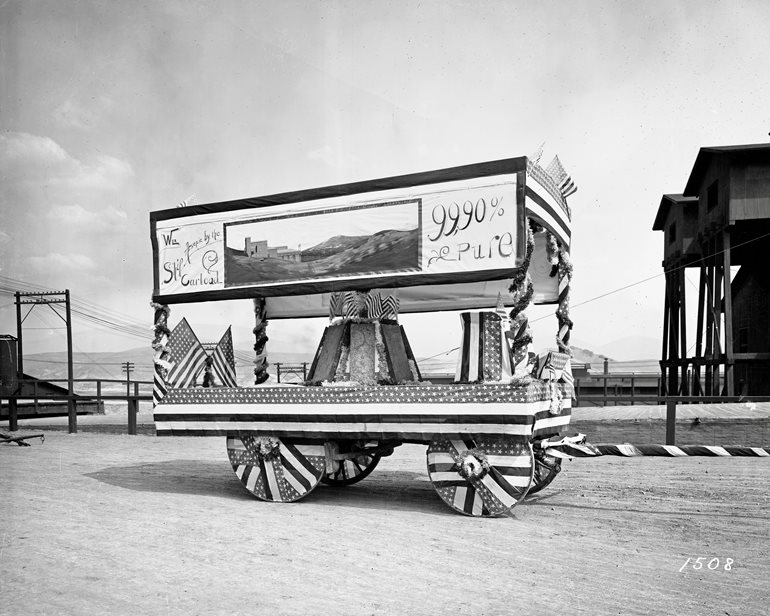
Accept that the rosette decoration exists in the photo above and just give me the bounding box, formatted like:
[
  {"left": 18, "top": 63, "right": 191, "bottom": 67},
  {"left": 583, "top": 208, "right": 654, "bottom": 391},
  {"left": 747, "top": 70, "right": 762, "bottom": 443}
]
[
  {"left": 427, "top": 436, "right": 534, "bottom": 517},
  {"left": 227, "top": 433, "right": 326, "bottom": 502},
  {"left": 253, "top": 297, "right": 269, "bottom": 385},
  {"left": 151, "top": 301, "right": 171, "bottom": 405}
]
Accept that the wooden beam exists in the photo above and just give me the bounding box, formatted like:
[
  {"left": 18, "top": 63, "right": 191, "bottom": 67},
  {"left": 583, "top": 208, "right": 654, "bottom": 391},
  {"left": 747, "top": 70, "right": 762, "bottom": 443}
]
[
  {"left": 660, "top": 273, "right": 670, "bottom": 396},
  {"left": 693, "top": 263, "right": 706, "bottom": 395},
  {"left": 704, "top": 247, "right": 714, "bottom": 396},
  {"left": 722, "top": 227, "right": 734, "bottom": 396},
  {"left": 665, "top": 272, "right": 677, "bottom": 398},
  {"left": 679, "top": 266, "right": 688, "bottom": 394},
  {"left": 713, "top": 238, "right": 723, "bottom": 396}
]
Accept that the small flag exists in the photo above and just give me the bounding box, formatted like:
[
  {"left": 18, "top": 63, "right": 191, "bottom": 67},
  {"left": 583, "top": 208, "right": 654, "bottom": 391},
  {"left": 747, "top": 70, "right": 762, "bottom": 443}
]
[
  {"left": 329, "top": 293, "right": 345, "bottom": 319},
  {"left": 380, "top": 295, "right": 399, "bottom": 321},
  {"left": 210, "top": 326, "right": 237, "bottom": 387},
  {"left": 178, "top": 194, "right": 196, "bottom": 208},
  {"left": 495, "top": 292, "right": 507, "bottom": 316},
  {"left": 166, "top": 318, "right": 208, "bottom": 388},
  {"left": 545, "top": 156, "right": 578, "bottom": 198},
  {"left": 529, "top": 142, "right": 545, "bottom": 165},
  {"left": 365, "top": 292, "right": 384, "bottom": 319}
]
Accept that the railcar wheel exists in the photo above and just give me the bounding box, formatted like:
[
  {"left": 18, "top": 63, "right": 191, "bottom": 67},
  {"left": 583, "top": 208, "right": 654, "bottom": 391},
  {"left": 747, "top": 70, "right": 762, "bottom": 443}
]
[
  {"left": 322, "top": 443, "right": 382, "bottom": 486},
  {"left": 528, "top": 450, "right": 562, "bottom": 495},
  {"left": 427, "top": 436, "right": 533, "bottom": 517},
  {"left": 226, "top": 434, "right": 325, "bottom": 502}
]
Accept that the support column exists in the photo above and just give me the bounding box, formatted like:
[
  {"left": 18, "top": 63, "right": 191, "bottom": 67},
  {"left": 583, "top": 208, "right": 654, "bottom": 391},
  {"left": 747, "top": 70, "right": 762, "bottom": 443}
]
[
  {"left": 693, "top": 262, "right": 706, "bottom": 396},
  {"left": 65, "top": 289, "right": 76, "bottom": 433},
  {"left": 660, "top": 272, "right": 670, "bottom": 397},
  {"left": 722, "top": 227, "right": 734, "bottom": 396},
  {"left": 666, "top": 269, "right": 679, "bottom": 399},
  {"left": 678, "top": 266, "right": 688, "bottom": 395}
]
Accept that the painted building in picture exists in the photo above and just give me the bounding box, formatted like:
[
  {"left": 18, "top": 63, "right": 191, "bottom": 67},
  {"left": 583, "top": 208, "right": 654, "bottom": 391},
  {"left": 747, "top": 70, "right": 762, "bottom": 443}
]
[{"left": 244, "top": 237, "right": 302, "bottom": 262}]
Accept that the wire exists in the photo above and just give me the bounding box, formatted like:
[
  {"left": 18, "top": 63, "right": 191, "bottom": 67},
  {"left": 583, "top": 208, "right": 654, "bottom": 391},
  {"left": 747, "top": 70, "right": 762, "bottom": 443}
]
[{"left": 23, "top": 357, "right": 153, "bottom": 367}]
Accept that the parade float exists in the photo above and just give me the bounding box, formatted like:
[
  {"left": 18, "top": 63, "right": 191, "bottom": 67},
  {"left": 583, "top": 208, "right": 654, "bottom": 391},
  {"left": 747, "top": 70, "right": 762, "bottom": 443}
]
[{"left": 149, "top": 154, "right": 578, "bottom": 516}]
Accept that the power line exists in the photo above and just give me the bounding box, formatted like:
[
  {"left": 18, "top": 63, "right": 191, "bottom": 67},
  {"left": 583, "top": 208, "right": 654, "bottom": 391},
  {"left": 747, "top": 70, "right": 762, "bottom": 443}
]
[{"left": 23, "top": 357, "right": 153, "bottom": 367}]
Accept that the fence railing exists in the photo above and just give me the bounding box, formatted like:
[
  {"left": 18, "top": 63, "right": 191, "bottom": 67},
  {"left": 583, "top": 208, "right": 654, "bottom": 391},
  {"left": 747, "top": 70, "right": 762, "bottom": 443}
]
[
  {"left": 2, "top": 378, "right": 153, "bottom": 435},
  {"left": 574, "top": 374, "right": 661, "bottom": 407},
  {"left": 275, "top": 363, "right": 309, "bottom": 383},
  {"left": 4, "top": 377, "right": 769, "bottom": 446}
]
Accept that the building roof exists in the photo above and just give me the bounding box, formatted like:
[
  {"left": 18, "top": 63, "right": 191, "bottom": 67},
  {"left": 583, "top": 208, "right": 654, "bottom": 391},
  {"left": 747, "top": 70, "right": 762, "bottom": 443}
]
[
  {"left": 652, "top": 193, "right": 698, "bottom": 231},
  {"left": 683, "top": 143, "right": 770, "bottom": 196}
]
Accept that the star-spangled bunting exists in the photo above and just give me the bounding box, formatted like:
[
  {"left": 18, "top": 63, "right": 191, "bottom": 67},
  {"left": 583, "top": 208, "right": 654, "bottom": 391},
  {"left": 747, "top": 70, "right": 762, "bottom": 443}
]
[
  {"left": 166, "top": 318, "right": 208, "bottom": 388},
  {"left": 210, "top": 326, "right": 237, "bottom": 387},
  {"left": 153, "top": 369, "right": 167, "bottom": 406}
]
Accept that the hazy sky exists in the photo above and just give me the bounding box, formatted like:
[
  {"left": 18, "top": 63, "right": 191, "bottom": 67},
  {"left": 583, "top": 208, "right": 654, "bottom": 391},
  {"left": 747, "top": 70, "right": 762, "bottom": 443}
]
[{"left": 2, "top": 0, "right": 769, "bottom": 361}]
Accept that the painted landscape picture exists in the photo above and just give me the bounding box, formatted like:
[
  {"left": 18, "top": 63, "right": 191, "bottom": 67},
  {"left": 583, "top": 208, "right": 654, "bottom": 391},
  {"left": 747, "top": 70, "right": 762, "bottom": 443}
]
[{"left": 223, "top": 201, "right": 420, "bottom": 287}]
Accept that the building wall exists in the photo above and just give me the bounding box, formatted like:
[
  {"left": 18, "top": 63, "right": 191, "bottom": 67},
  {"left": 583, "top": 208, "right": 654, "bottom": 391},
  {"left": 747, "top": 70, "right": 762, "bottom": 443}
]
[
  {"left": 732, "top": 265, "right": 770, "bottom": 395},
  {"left": 696, "top": 157, "right": 730, "bottom": 230},
  {"left": 730, "top": 162, "right": 770, "bottom": 222}
]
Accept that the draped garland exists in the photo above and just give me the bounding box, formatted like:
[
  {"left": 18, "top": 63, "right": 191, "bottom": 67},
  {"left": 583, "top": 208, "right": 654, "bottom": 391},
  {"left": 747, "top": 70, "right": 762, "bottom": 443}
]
[
  {"left": 555, "top": 242, "right": 574, "bottom": 354},
  {"left": 151, "top": 301, "right": 171, "bottom": 377},
  {"left": 253, "top": 297, "right": 269, "bottom": 385},
  {"left": 507, "top": 219, "right": 537, "bottom": 376}
]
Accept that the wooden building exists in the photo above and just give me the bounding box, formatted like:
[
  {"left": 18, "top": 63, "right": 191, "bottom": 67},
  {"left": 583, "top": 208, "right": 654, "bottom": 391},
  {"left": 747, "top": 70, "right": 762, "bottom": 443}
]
[{"left": 654, "top": 143, "right": 770, "bottom": 396}]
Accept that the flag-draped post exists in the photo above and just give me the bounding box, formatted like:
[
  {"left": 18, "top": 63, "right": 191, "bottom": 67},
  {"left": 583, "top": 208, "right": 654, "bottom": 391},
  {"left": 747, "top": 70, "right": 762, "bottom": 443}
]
[
  {"left": 253, "top": 297, "right": 269, "bottom": 384},
  {"left": 507, "top": 219, "right": 536, "bottom": 378},
  {"left": 151, "top": 302, "right": 171, "bottom": 405}
]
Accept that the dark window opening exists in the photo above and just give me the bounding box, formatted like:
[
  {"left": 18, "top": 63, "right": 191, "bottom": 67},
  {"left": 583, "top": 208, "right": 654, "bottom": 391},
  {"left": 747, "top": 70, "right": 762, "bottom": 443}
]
[
  {"left": 668, "top": 221, "right": 676, "bottom": 244},
  {"left": 738, "top": 327, "right": 749, "bottom": 353},
  {"left": 707, "top": 180, "right": 718, "bottom": 211}
]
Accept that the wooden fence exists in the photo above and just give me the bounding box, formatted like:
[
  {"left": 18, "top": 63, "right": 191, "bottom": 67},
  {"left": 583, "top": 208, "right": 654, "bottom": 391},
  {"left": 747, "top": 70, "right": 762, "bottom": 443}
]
[{"left": 2, "top": 378, "right": 153, "bottom": 435}]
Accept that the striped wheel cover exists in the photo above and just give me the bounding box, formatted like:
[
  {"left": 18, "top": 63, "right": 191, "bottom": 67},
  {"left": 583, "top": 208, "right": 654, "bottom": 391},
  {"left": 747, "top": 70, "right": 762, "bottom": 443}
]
[
  {"left": 427, "top": 436, "right": 533, "bottom": 517},
  {"left": 226, "top": 434, "right": 325, "bottom": 502}
]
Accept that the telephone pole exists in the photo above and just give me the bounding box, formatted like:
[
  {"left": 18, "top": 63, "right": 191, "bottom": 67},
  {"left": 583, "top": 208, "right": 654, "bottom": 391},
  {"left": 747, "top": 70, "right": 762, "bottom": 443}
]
[
  {"left": 122, "top": 361, "right": 135, "bottom": 397},
  {"left": 15, "top": 290, "right": 75, "bottom": 432}
]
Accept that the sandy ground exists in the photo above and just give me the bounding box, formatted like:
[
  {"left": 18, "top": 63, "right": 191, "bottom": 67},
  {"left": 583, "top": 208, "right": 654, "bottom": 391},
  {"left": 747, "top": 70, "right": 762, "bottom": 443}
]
[{"left": 1, "top": 431, "right": 768, "bottom": 616}]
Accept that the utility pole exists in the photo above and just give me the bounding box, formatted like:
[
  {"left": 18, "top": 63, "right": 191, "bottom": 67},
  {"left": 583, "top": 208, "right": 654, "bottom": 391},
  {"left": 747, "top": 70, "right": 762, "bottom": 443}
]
[
  {"left": 122, "top": 361, "right": 134, "bottom": 397},
  {"left": 15, "top": 290, "right": 76, "bottom": 432}
]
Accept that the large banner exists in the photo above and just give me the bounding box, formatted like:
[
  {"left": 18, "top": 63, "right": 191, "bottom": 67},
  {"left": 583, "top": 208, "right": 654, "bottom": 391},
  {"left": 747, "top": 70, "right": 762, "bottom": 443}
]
[{"left": 151, "top": 166, "right": 528, "bottom": 304}]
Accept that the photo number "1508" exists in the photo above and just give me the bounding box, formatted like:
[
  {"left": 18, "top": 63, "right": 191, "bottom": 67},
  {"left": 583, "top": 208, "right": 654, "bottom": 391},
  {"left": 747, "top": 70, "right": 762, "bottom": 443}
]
[{"left": 679, "top": 557, "right": 733, "bottom": 572}]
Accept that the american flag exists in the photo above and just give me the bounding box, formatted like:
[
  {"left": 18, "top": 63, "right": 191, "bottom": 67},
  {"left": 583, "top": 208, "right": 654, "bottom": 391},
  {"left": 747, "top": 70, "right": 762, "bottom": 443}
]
[
  {"left": 210, "top": 326, "right": 237, "bottom": 387},
  {"left": 545, "top": 155, "right": 578, "bottom": 198},
  {"left": 529, "top": 142, "right": 545, "bottom": 165},
  {"left": 166, "top": 318, "right": 208, "bottom": 388}
]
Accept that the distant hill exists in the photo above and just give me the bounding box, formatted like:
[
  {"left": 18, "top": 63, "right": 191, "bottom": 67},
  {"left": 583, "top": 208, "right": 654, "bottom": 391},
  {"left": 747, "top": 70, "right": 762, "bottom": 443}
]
[
  {"left": 570, "top": 345, "right": 612, "bottom": 365},
  {"left": 302, "top": 234, "right": 368, "bottom": 260},
  {"left": 22, "top": 347, "right": 315, "bottom": 383},
  {"left": 21, "top": 340, "right": 644, "bottom": 383}
]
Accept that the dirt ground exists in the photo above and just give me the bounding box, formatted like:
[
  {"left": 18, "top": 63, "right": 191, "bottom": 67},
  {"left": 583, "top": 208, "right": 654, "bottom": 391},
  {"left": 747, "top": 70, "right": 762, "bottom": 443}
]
[{"left": 1, "top": 431, "right": 767, "bottom": 616}]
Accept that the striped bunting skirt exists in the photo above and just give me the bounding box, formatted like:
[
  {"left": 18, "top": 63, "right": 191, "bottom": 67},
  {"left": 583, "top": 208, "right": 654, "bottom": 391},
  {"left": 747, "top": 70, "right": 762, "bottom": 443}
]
[{"left": 154, "top": 382, "right": 574, "bottom": 441}]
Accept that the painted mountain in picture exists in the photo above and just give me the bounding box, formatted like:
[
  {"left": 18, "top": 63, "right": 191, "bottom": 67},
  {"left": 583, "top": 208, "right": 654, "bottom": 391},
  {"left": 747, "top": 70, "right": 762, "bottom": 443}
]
[
  {"left": 224, "top": 200, "right": 420, "bottom": 286},
  {"left": 225, "top": 228, "right": 419, "bottom": 285}
]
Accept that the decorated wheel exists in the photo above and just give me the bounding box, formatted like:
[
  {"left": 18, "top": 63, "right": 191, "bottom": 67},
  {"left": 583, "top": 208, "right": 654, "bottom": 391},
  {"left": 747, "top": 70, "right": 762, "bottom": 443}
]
[
  {"left": 427, "top": 436, "right": 534, "bottom": 517},
  {"left": 226, "top": 433, "right": 325, "bottom": 502},
  {"left": 528, "top": 450, "right": 562, "bottom": 495},
  {"left": 323, "top": 441, "right": 382, "bottom": 486}
]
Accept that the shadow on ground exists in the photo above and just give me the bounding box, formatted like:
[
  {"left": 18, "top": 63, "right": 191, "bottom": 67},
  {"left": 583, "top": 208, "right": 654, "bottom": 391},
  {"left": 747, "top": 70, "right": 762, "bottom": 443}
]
[{"left": 84, "top": 461, "right": 453, "bottom": 515}]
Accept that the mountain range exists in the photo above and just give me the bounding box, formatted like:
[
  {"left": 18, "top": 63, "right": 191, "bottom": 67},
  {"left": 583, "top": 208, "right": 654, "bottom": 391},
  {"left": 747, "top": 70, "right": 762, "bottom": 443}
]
[{"left": 19, "top": 337, "right": 660, "bottom": 383}]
